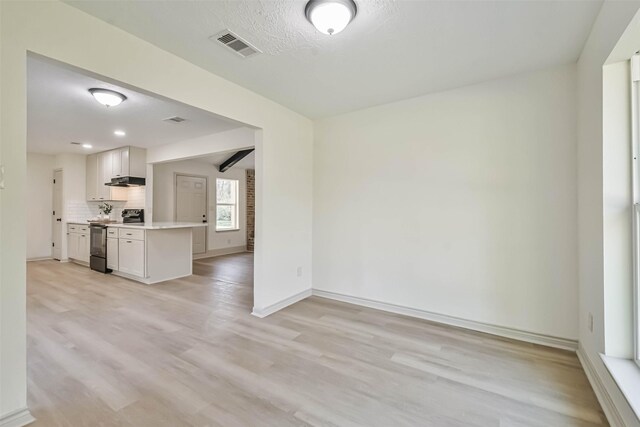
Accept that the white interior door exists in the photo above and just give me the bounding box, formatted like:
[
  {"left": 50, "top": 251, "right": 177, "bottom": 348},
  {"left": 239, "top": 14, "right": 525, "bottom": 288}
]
[
  {"left": 175, "top": 175, "right": 207, "bottom": 254},
  {"left": 52, "top": 170, "right": 63, "bottom": 260}
]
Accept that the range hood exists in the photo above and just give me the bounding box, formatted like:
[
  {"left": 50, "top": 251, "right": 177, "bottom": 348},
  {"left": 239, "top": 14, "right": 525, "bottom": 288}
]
[{"left": 105, "top": 176, "right": 146, "bottom": 187}]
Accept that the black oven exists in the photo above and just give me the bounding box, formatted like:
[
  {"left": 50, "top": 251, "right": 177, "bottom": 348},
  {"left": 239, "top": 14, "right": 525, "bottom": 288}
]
[{"left": 90, "top": 224, "right": 110, "bottom": 273}]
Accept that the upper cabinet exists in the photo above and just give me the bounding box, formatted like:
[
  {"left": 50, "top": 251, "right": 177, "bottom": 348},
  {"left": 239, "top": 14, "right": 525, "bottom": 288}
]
[
  {"left": 111, "top": 147, "right": 146, "bottom": 178},
  {"left": 86, "top": 154, "right": 98, "bottom": 201},
  {"left": 111, "top": 147, "right": 126, "bottom": 178},
  {"left": 86, "top": 146, "right": 146, "bottom": 201}
]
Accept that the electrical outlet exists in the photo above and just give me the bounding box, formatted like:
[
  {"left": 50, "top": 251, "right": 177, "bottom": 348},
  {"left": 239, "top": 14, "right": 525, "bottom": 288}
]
[
  {"left": 297, "top": 267, "right": 303, "bottom": 277},
  {"left": 227, "top": 239, "right": 231, "bottom": 245},
  {"left": 588, "top": 313, "right": 594, "bottom": 332}
]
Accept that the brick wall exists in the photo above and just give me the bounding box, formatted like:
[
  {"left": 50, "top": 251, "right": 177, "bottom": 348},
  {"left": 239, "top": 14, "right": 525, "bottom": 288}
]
[{"left": 246, "top": 169, "right": 255, "bottom": 252}]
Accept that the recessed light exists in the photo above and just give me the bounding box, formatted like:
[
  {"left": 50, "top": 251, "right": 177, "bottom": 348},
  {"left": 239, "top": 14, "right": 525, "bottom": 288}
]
[
  {"left": 82, "top": 143, "right": 93, "bottom": 149},
  {"left": 88, "top": 88, "right": 127, "bottom": 107},
  {"left": 305, "top": 0, "right": 357, "bottom": 35},
  {"left": 114, "top": 130, "right": 126, "bottom": 137}
]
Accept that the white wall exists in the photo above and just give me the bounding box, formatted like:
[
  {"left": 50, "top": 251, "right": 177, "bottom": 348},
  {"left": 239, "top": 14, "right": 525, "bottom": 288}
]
[
  {"left": 153, "top": 159, "right": 247, "bottom": 252},
  {"left": 0, "top": 1, "right": 312, "bottom": 419},
  {"left": 314, "top": 64, "right": 578, "bottom": 340},
  {"left": 26, "top": 153, "right": 54, "bottom": 260},
  {"left": 577, "top": 3, "right": 640, "bottom": 426}
]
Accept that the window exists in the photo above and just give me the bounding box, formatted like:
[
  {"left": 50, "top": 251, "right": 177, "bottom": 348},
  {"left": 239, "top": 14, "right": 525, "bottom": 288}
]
[
  {"left": 633, "top": 55, "right": 640, "bottom": 367},
  {"left": 216, "top": 178, "right": 239, "bottom": 231}
]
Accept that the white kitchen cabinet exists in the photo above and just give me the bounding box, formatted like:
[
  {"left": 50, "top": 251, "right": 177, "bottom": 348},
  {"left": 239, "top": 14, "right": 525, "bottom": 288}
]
[
  {"left": 108, "top": 225, "right": 198, "bottom": 285},
  {"left": 121, "top": 148, "right": 131, "bottom": 176},
  {"left": 86, "top": 152, "right": 126, "bottom": 201},
  {"left": 67, "top": 232, "right": 79, "bottom": 260},
  {"left": 97, "top": 151, "right": 112, "bottom": 200},
  {"left": 118, "top": 228, "right": 145, "bottom": 240},
  {"left": 118, "top": 238, "right": 145, "bottom": 277},
  {"left": 86, "top": 154, "right": 98, "bottom": 201},
  {"left": 111, "top": 146, "right": 146, "bottom": 180},
  {"left": 111, "top": 147, "right": 130, "bottom": 178},
  {"left": 67, "top": 224, "right": 89, "bottom": 263},
  {"left": 77, "top": 233, "right": 89, "bottom": 263},
  {"left": 107, "top": 237, "right": 118, "bottom": 271}
]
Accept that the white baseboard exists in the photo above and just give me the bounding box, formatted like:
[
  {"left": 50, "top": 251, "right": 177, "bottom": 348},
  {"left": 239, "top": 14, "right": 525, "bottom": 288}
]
[
  {"left": 252, "top": 288, "right": 312, "bottom": 318},
  {"left": 26, "top": 256, "right": 53, "bottom": 262},
  {"left": 312, "top": 289, "right": 578, "bottom": 351},
  {"left": 0, "top": 408, "right": 35, "bottom": 427},
  {"left": 577, "top": 345, "right": 626, "bottom": 427},
  {"left": 193, "top": 246, "right": 247, "bottom": 260}
]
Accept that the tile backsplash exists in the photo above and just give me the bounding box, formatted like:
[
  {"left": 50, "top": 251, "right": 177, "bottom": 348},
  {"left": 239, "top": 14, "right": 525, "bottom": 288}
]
[
  {"left": 65, "top": 187, "right": 146, "bottom": 222},
  {"left": 125, "top": 186, "right": 145, "bottom": 209}
]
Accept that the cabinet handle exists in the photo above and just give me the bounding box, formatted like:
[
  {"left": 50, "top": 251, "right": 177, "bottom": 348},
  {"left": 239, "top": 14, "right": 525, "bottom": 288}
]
[{"left": 126, "top": 240, "right": 132, "bottom": 243}]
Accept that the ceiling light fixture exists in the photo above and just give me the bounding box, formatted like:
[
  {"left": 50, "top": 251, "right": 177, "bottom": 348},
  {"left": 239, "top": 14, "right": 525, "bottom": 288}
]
[
  {"left": 114, "top": 130, "right": 126, "bottom": 137},
  {"left": 82, "top": 143, "right": 93, "bottom": 149},
  {"left": 88, "top": 88, "right": 127, "bottom": 107},
  {"left": 305, "top": 0, "right": 357, "bottom": 35}
]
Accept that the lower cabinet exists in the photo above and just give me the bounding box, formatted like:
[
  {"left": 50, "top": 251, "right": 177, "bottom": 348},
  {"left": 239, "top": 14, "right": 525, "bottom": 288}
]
[
  {"left": 107, "top": 237, "right": 118, "bottom": 271},
  {"left": 77, "top": 233, "right": 89, "bottom": 262},
  {"left": 118, "top": 238, "right": 145, "bottom": 277},
  {"left": 67, "top": 224, "right": 89, "bottom": 263},
  {"left": 68, "top": 232, "right": 79, "bottom": 260}
]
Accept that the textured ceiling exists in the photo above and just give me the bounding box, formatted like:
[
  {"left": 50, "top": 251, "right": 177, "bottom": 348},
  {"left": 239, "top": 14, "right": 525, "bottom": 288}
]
[
  {"left": 66, "top": 0, "right": 603, "bottom": 118},
  {"left": 28, "top": 56, "right": 244, "bottom": 155}
]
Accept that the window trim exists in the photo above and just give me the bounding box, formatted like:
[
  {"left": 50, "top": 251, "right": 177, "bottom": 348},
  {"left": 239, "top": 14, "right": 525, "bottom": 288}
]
[
  {"left": 215, "top": 178, "right": 239, "bottom": 232},
  {"left": 631, "top": 54, "right": 640, "bottom": 367}
]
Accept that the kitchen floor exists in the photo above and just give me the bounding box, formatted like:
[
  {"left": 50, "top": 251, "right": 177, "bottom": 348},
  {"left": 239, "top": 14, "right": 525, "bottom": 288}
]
[{"left": 27, "top": 254, "right": 605, "bottom": 426}]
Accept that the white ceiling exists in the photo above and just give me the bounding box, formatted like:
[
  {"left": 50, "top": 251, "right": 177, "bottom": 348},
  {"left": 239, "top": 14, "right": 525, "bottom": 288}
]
[
  {"left": 27, "top": 56, "right": 244, "bottom": 155},
  {"left": 66, "top": 0, "right": 603, "bottom": 118},
  {"left": 191, "top": 150, "right": 256, "bottom": 170}
]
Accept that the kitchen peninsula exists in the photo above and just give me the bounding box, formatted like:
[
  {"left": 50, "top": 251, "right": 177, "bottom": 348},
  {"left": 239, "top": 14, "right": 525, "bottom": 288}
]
[{"left": 106, "top": 222, "right": 208, "bottom": 284}]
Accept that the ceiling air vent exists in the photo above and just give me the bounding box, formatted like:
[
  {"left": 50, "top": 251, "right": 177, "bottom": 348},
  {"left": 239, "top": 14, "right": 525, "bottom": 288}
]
[
  {"left": 211, "top": 30, "right": 261, "bottom": 58},
  {"left": 163, "top": 116, "right": 186, "bottom": 123}
]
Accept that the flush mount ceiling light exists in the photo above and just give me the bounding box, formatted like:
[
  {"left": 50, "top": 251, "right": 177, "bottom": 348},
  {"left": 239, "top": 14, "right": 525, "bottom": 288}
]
[
  {"left": 114, "top": 130, "right": 126, "bottom": 137},
  {"left": 305, "top": 0, "right": 357, "bottom": 35},
  {"left": 88, "top": 88, "right": 127, "bottom": 107},
  {"left": 82, "top": 143, "right": 93, "bottom": 149}
]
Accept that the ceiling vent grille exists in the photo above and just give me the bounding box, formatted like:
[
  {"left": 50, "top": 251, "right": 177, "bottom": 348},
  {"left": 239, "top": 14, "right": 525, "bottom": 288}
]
[
  {"left": 163, "top": 116, "right": 186, "bottom": 123},
  {"left": 211, "top": 30, "right": 261, "bottom": 58}
]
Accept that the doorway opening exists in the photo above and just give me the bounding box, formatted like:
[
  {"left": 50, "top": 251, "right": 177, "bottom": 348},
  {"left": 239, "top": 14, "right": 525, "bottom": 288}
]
[{"left": 25, "top": 51, "right": 262, "bottom": 422}]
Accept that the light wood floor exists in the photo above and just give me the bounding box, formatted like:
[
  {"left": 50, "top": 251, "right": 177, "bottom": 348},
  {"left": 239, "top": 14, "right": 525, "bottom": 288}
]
[{"left": 27, "top": 254, "right": 606, "bottom": 426}]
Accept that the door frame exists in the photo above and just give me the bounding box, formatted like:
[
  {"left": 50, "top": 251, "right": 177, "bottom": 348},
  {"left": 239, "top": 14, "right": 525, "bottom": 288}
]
[
  {"left": 174, "top": 172, "right": 208, "bottom": 253},
  {"left": 52, "top": 168, "right": 63, "bottom": 260}
]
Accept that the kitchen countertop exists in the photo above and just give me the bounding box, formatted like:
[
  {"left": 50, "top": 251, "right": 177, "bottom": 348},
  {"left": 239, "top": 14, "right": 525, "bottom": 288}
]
[
  {"left": 66, "top": 221, "right": 207, "bottom": 230},
  {"left": 106, "top": 222, "right": 208, "bottom": 230}
]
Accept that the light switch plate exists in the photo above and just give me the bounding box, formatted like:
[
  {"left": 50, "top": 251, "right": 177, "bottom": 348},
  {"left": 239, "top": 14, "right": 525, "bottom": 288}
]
[{"left": 0, "top": 165, "right": 5, "bottom": 189}]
